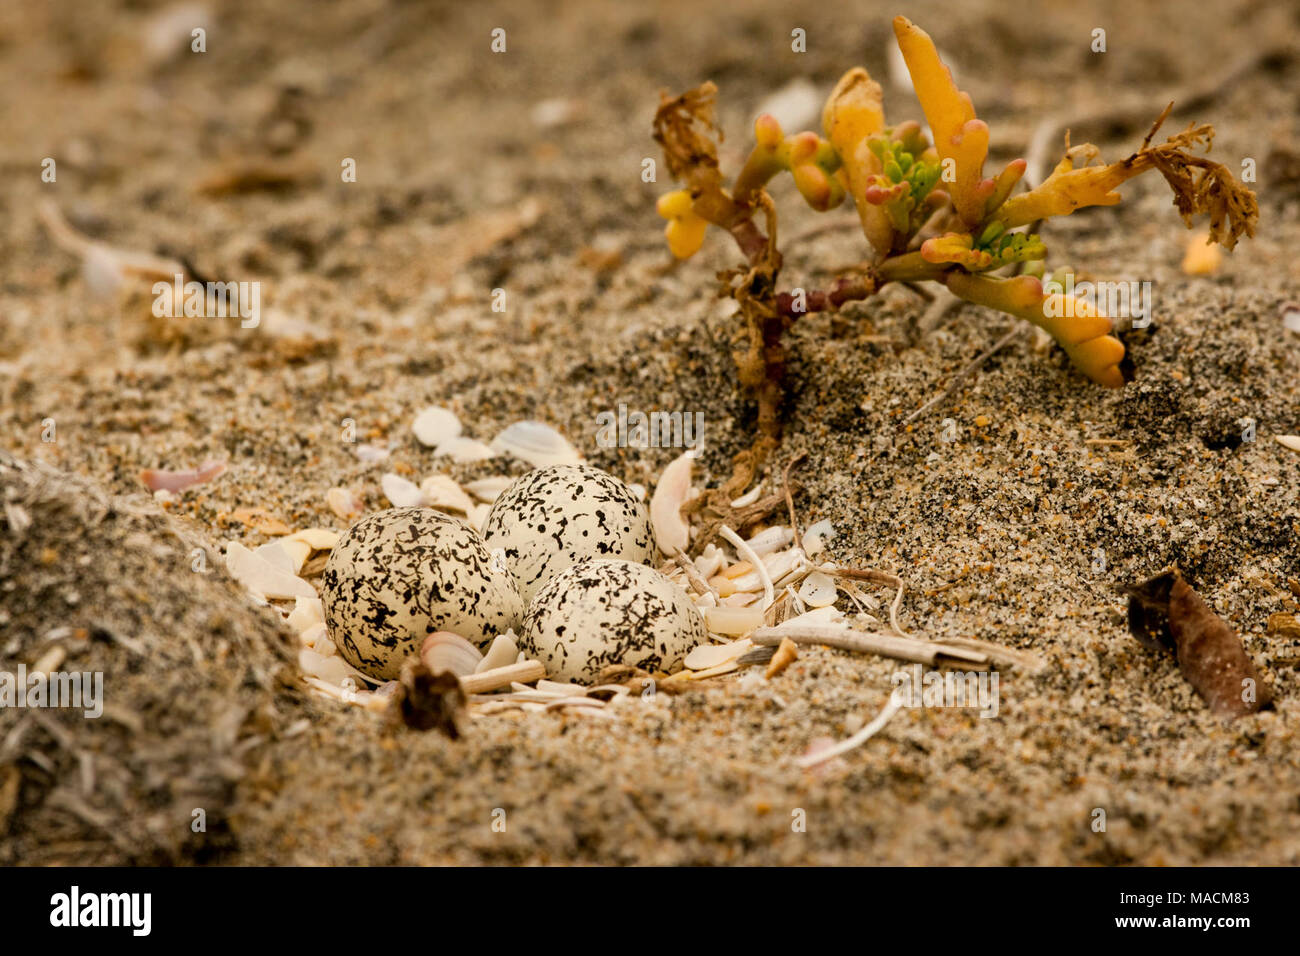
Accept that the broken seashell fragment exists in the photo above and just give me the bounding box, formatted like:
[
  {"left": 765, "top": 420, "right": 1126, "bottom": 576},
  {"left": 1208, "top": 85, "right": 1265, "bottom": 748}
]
[
  {"left": 464, "top": 476, "right": 514, "bottom": 502},
  {"left": 435, "top": 436, "right": 497, "bottom": 462},
  {"left": 746, "top": 526, "right": 794, "bottom": 558},
  {"left": 703, "top": 605, "right": 765, "bottom": 636},
  {"left": 327, "top": 486, "right": 364, "bottom": 521},
  {"left": 798, "top": 571, "right": 838, "bottom": 608},
  {"left": 651, "top": 451, "right": 693, "bottom": 556},
  {"left": 412, "top": 406, "right": 462, "bottom": 448},
  {"left": 1275, "top": 435, "right": 1300, "bottom": 453},
  {"left": 801, "top": 519, "right": 836, "bottom": 556},
  {"left": 139, "top": 459, "right": 226, "bottom": 493},
  {"left": 764, "top": 637, "right": 799, "bottom": 679},
  {"left": 420, "top": 631, "right": 484, "bottom": 678},
  {"left": 286, "top": 528, "right": 340, "bottom": 551},
  {"left": 489, "top": 421, "right": 581, "bottom": 468},
  {"left": 419, "top": 474, "right": 475, "bottom": 514},
  {"left": 476, "top": 631, "right": 520, "bottom": 673},
  {"left": 287, "top": 596, "right": 325, "bottom": 635},
  {"left": 381, "top": 473, "right": 425, "bottom": 508},
  {"left": 226, "top": 541, "right": 316, "bottom": 601},
  {"left": 684, "top": 638, "right": 753, "bottom": 671}
]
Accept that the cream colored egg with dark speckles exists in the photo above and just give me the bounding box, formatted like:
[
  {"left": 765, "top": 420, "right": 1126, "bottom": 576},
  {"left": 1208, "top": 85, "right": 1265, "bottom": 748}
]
[
  {"left": 521, "top": 558, "right": 706, "bottom": 683},
  {"left": 482, "top": 464, "right": 657, "bottom": 605},
  {"left": 322, "top": 507, "right": 524, "bottom": 680}
]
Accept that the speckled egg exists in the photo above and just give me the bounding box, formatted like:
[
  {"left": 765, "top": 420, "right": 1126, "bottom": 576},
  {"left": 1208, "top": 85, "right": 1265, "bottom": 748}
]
[
  {"left": 322, "top": 507, "right": 524, "bottom": 680},
  {"left": 521, "top": 558, "right": 706, "bottom": 683},
  {"left": 482, "top": 464, "right": 657, "bottom": 605}
]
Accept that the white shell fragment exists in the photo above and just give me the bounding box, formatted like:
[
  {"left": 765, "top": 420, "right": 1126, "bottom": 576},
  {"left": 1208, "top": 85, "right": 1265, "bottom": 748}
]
[
  {"left": 464, "top": 476, "right": 514, "bottom": 502},
  {"left": 321, "top": 508, "right": 525, "bottom": 680},
  {"left": 226, "top": 541, "right": 316, "bottom": 601},
  {"left": 327, "top": 486, "right": 364, "bottom": 521},
  {"left": 476, "top": 631, "right": 520, "bottom": 673},
  {"left": 381, "top": 473, "right": 425, "bottom": 508},
  {"left": 798, "top": 571, "right": 838, "bottom": 608},
  {"left": 287, "top": 596, "right": 325, "bottom": 634},
  {"left": 651, "top": 451, "right": 693, "bottom": 556},
  {"left": 702, "top": 605, "right": 765, "bottom": 636},
  {"left": 287, "top": 528, "right": 340, "bottom": 551},
  {"left": 801, "top": 519, "right": 836, "bottom": 556},
  {"left": 421, "top": 631, "right": 484, "bottom": 677},
  {"left": 412, "top": 406, "right": 462, "bottom": 448},
  {"left": 1275, "top": 435, "right": 1300, "bottom": 453},
  {"left": 434, "top": 436, "right": 497, "bottom": 462},
  {"left": 419, "top": 474, "right": 475, "bottom": 514},
  {"left": 522, "top": 559, "right": 707, "bottom": 683},
  {"left": 489, "top": 421, "right": 581, "bottom": 468},
  {"left": 684, "top": 638, "right": 753, "bottom": 671},
  {"left": 483, "top": 464, "right": 657, "bottom": 605},
  {"left": 747, "top": 526, "right": 794, "bottom": 558}
]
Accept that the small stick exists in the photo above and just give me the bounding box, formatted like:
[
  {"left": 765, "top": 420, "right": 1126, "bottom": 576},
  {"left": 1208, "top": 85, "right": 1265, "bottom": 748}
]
[
  {"left": 719, "top": 524, "right": 774, "bottom": 611},
  {"left": 751, "top": 626, "right": 989, "bottom": 667},
  {"left": 672, "top": 547, "right": 717, "bottom": 599},
  {"left": 797, "top": 697, "right": 902, "bottom": 768},
  {"left": 781, "top": 453, "right": 805, "bottom": 544},
  {"left": 831, "top": 567, "right": 907, "bottom": 635},
  {"left": 458, "top": 660, "right": 545, "bottom": 694},
  {"left": 896, "top": 326, "right": 1020, "bottom": 430}
]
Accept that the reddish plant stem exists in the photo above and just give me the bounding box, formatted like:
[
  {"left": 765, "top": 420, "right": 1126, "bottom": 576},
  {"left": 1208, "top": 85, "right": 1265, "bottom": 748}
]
[{"left": 775, "top": 275, "right": 878, "bottom": 319}]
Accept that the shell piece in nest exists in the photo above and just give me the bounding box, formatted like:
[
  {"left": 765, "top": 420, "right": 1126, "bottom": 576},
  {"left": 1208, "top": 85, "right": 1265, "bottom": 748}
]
[
  {"left": 747, "top": 526, "right": 793, "bottom": 558},
  {"left": 1276, "top": 435, "right": 1300, "bottom": 453},
  {"left": 694, "top": 544, "right": 724, "bottom": 580},
  {"left": 702, "top": 605, "right": 765, "bottom": 636},
  {"left": 435, "top": 436, "right": 497, "bottom": 462},
  {"left": 777, "top": 605, "right": 846, "bottom": 629},
  {"left": 420, "top": 631, "right": 484, "bottom": 677},
  {"left": 684, "top": 638, "right": 753, "bottom": 671},
  {"left": 419, "top": 474, "right": 475, "bottom": 514},
  {"left": 412, "top": 406, "right": 462, "bottom": 448},
  {"left": 287, "top": 528, "right": 340, "bottom": 551},
  {"left": 802, "top": 519, "right": 836, "bottom": 556},
  {"left": 299, "top": 647, "right": 354, "bottom": 685},
  {"left": 381, "top": 473, "right": 425, "bottom": 508},
  {"left": 489, "top": 421, "right": 581, "bottom": 468},
  {"left": 226, "top": 541, "right": 316, "bottom": 601},
  {"left": 476, "top": 631, "right": 520, "bottom": 673},
  {"left": 464, "top": 476, "right": 513, "bottom": 502},
  {"left": 327, "top": 486, "right": 364, "bottom": 521},
  {"left": 798, "top": 571, "right": 838, "bottom": 608},
  {"left": 650, "top": 451, "right": 693, "bottom": 557},
  {"left": 287, "top": 596, "right": 325, "bottom": 634},
  {"left": 254, "top": 539, "right": 297, "bottom": 573},
  {"left": 298, "top": 621, "right": 328, "bottom": 648},
  {"left": 355, "top": 443, "right": 390, "bottom": 463}
]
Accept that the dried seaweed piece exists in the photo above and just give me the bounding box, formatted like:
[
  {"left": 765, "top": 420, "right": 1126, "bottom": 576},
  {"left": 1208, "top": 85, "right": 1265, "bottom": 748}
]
[
  {"left": 1124, "top": 569, "right": 1272, "bottom": 718},
  {"left": 393, "top": 662, "right": 466, "bottom": 738}
]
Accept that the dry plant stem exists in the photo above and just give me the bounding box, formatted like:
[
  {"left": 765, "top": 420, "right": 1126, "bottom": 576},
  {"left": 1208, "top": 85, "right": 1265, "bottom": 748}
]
[
  {"left": 832, "top": 567, "right": 908, "bottom": 635},
  {"left": 796, "top": 697, "right": 903, "bottom": 769},
  {"left": 671, "top": 546, "right": 717, "bottom": 598},
  {"left": 897, "top": 325, "right": 1021, "bottom": 429},
  {"left": 1022, "top": 43, "right": 1297, "bottom": 189},
  {"left": 752, "top": 626, "right": 989, "bottom": 668},
  {"left": 458, "top": 660, "right": 545, "bottom": 694}
]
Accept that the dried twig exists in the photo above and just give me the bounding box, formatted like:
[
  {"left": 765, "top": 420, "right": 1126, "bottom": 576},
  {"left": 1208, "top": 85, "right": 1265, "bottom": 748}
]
[{"left": 797, "top": 697, "right": 902, "bottom": 768}]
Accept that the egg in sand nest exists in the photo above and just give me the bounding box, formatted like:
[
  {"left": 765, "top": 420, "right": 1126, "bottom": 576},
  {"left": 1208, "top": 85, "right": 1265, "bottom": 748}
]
[
  {"left": 321, "top": 507, "right": 524, "bottom": 680},
  {"left": 482, "top": 464, "right": 657, "bottom": 605},
  {"left": 521, "top": 558, "right": 707, "bottom": 683}
]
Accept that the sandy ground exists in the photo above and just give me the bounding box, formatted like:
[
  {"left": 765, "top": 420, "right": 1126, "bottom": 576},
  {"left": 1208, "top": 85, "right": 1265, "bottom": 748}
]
[{"left": 3, "top": 0, "right": 1300, "bottom": 864}]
